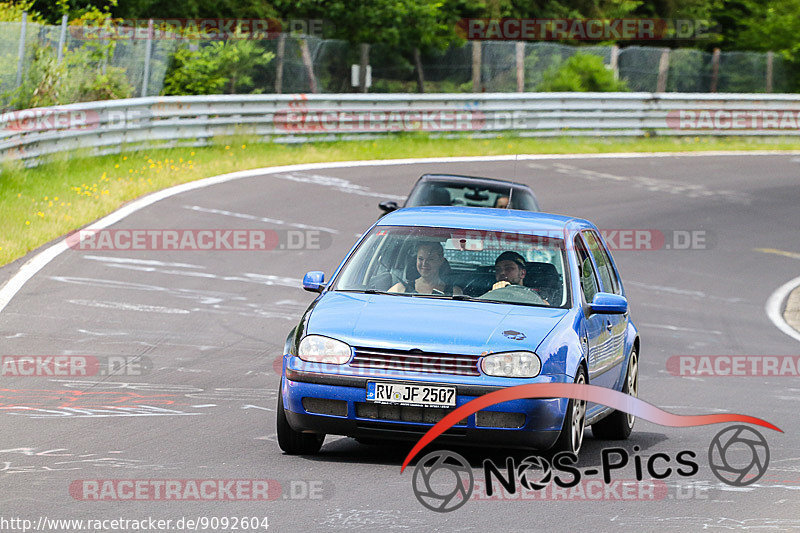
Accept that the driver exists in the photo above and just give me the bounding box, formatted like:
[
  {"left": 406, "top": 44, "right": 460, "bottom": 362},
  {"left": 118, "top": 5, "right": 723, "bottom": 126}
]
[{"left": 488, "top": 251, "right": 549, "bottom": 303}]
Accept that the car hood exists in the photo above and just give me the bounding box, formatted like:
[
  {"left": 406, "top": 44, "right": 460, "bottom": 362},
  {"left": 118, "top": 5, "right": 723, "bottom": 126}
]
[{"left": 306, "top": 291, "right": 568, "bottom": 354}]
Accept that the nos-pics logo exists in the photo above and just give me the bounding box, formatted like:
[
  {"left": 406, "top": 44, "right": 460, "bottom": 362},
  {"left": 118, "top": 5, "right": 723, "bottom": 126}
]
[{"left": 411, "top": 425, "right": 770, "bottom": 512}]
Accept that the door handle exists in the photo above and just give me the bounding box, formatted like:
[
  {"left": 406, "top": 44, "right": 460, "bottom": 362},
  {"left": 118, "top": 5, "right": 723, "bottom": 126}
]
[{"left": 606, "top": 321, "right": 613, "bottom": 331}]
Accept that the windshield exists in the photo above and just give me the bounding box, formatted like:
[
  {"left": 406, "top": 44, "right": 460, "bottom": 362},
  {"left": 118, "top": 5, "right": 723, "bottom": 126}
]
[
  {"left": 333, "top": 225, "right": 569, "bottom": 308},
  {"left": 405, "top": 179, "right": 538, "bottom": 211}
]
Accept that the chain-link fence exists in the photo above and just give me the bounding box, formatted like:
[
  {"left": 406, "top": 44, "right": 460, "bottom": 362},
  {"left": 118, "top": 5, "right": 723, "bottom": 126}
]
[{"left": 0, "top": 16, "right": 792, "bottom": 110}]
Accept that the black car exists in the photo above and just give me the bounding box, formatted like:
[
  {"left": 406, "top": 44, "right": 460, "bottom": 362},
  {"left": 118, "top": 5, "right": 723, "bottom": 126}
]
[{"left": 379, "top": 174, "right": 540, "bottom": 214}]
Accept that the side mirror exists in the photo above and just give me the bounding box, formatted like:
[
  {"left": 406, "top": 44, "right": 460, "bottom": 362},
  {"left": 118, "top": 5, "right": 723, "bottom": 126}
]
[
  {"left": 302, "top": 271, "right": 326, "bottom": 293},
  {"left": 379, "top": 200, "right": 399, "bottom": 213},
  {"left": 590, "top": 292, "right": 628, "bottom": 314}
]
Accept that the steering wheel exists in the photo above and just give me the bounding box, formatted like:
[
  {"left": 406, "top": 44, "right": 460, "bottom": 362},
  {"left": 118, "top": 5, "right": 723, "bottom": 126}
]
[{"left": 481, "top": 284, "right": 548, "bottom": 305}]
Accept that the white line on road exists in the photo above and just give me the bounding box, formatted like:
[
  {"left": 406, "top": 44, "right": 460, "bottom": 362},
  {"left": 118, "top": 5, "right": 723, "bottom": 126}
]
[
  {"left": 83, "top": 255, "right": 205, "bottom": 268},
  {"left": 640, "top": 323, "right": 723, "bottom": 335},
  {"left": 184, "top": 205, "right": 339, "bottom": 233}
]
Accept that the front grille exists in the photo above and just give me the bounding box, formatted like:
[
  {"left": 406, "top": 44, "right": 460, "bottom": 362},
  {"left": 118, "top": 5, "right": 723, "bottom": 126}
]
[
  {"left": 351, "top": 347, "right": 480, "bottom": 376},
  {"left": 355, "top": 402, "right": 467, "bottom": 425}
]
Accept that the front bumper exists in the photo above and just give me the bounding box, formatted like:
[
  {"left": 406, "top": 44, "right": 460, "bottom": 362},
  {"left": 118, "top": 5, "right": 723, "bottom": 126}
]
[{"left": 282, "top": 367, "right": 569, "bottom": 450}]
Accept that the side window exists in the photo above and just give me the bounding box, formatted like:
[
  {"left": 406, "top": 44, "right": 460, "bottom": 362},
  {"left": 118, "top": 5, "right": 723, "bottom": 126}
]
[
  {"left": 574, "top": 236, "right": 599, "bottom": 303},
  {"left": 583, "top": 230, "right": 621, "bottom": 295}
]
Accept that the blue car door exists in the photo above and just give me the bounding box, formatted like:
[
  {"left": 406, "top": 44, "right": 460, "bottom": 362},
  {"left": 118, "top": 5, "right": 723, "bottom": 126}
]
[{"left": 583, "top": 230, "right": 628, "bottom": 390}]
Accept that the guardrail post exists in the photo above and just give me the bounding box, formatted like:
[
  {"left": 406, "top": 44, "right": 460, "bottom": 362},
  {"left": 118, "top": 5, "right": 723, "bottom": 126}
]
[
  {"left": 275, "top": 33, "right": 285, "bottom": 94},
  {"left": 15, "top": 11, "right": 28, "bottom": 89},
  {"left": 471, "top": 41, "right": 481, "bottom": 92},
  {"left": 766, "top": 51, "right": 774, "bottom": 93},
  {"left": 710, "top": 48, "right": 720, "bottom": 93},
  {"left": 656, "top": 48, "right": 670, "bottom": 92},
  {"left": 515, "top": 42, "right": 524, "bottom": 92},
  {"left": 56, "top": 14, "right": 68, "bottom": 66},
  {"left": 141, "top": 19, "right": 153, "bottom": 97}
]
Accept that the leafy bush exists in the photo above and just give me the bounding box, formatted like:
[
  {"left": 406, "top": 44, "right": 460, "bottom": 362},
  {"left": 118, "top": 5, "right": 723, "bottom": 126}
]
[
  {"left": 162, "top": 38, "right": 275, "bottom": 95},
  {"left": 538, "top": 53, "right": 628, "bottom": 92}
]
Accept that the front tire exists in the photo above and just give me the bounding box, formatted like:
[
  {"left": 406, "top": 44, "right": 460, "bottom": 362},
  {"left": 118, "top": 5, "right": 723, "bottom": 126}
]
[
  {"left": 591, "top": 348, "right": 638, "bottom": 440},
  {"left": 551, "top": 366, "right": 587, "bottom": 455},
  {"left": 276, "top": 379, "right": 325, "bottom": 455}
]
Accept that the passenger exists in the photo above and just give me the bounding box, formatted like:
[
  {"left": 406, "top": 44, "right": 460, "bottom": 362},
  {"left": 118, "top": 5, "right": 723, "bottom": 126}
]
[
  {"left": 494, "top": 195, "right": 510, "bottom": 209},
  {"left": 389, "top": 242, "right": 463, "bottom": 295},
  {"left": 488, "top": 250, "right": 549, "bottom": 303}
]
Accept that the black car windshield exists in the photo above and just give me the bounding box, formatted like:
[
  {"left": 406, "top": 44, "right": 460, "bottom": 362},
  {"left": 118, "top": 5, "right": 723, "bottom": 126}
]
[
  {"left": 333, "top": 225, "right": 569, "bottom": 308},
  {"left": 405, "top": 179, "right": 538, "bottom": 211}
]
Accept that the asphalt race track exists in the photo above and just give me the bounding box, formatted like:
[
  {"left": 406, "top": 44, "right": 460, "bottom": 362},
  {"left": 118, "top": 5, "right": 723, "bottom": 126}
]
[{"left": 1, "top": 153, "right": 799, "bottom": 531}]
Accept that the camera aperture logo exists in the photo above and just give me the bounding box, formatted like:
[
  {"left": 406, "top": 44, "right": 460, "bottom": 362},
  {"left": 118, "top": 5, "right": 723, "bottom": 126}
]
[
  {"left": 412, "top": 451, "right": 473, "bottom": 513},
  {"left": 708, "top": 425, "right": 769, "bottom": 486}
]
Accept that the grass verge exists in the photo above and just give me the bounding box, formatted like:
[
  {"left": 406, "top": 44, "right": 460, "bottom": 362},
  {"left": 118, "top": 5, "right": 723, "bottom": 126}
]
[{"left": 2, "top": 133, "right": 800, "bottom": 267}]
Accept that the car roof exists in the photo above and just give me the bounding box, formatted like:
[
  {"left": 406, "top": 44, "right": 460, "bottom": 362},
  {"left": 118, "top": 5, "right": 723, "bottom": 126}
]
[
  {"left": 417, "top": 174, "right": 533, "bottom": 191},
  {"left": 376, "top": 206, "right": 593, "bottom": 235}
]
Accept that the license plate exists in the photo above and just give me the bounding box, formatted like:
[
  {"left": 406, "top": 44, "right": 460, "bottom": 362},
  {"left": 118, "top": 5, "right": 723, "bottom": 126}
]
[{"left": 366, "top": 381, "right": 456, "bottom": 408}]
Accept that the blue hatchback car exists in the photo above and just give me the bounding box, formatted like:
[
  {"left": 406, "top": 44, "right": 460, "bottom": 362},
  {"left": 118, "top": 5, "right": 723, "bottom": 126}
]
[{"left": 277, "top": 207, "right": 639, "bottom": 455}]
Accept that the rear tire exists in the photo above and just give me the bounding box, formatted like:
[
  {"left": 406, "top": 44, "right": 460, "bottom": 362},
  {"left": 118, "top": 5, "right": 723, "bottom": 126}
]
[
  {"left": 551, "top": 366, "right": 587, "bottom": 455},
  {"left": 276, "top": 379, "right": 325, "bottom": 455},
  {"left": 591, "top": 348, "right": 638, "bottom": 440}
]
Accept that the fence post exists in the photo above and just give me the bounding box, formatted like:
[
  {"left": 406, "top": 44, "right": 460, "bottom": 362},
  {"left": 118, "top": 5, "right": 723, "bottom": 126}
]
[
  {"left": 300, "top": 38, "right": 319, "bottom": 93},
  {"left": 471, "top": 41, "right": 481, "bottom": 92},
  {"left": 413, "top": 47, "right": 425, "bottom": 93},
  {"left": 656, "top": 48, "right": 670, "bottom": 92},
  {"left": 610, "top": 45, "right": 619, "bottom": 80},
  {"left": 515, "top": 42, "right": 524, "bottom": 92},
  {"left": 275, "top": 33, "right": 285, "bottom": 94},
  {"left": 710, "top": 47, "right": 720, "bottom": 93},
  {"left": 358, "top": 43, "right": 369, "bottom": 93},
  {"left": 141, "top": 19, "right": 153, "bottom": 97},
  {"left": 56, "top": 14, "right": 68, "bottom": 65},
  {"left": 15, "top": 11, "right": 28, "bottom": 89},
  {"left": 766, "top": 51, "right": 774, "bottom": 93}
]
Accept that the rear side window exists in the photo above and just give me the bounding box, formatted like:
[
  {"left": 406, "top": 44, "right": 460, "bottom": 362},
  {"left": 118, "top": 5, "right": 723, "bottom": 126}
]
[
  {"left": 583, "top": 230, "right": 620, "bottom": 295},
  {"left": 574, "top": 235, "right": 599, "bottom": 303}
]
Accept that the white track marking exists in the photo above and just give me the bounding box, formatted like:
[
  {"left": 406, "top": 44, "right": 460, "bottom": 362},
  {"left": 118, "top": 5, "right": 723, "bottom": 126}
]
[
  {"left": 766, "top": 275, "right": 800, "bottom": 343},
  {"left": 67, "top": 299, "right": 191, "bottom": 314},
  {"left": 183, "top": 205, "right": 339, "bottom": 234},
  {"left": 0, "top": 150, "right": 795, "bottom": 323},
  {"left": 626, "top": 280, "right": 746, "bottom": 304},
  {"left": 640, "top": 323, "right": 723, "bottom": 335},
  {"left": 274, "top": 172, "right": 406, "bottom": 200},
  {"left": 552, "top": 162, "right": 752, "bottom": 204},
  {"left": 82, "top": 255, "right": 205, "bottom": 268}
]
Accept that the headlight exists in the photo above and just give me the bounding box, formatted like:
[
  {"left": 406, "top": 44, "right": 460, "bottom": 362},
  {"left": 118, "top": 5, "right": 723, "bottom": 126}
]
[
  {"left": 297, "top": 335, "right": 351, "bottom": 364},
  {"left": 481, "top": 351, "right": 541, "bottom": 378}
]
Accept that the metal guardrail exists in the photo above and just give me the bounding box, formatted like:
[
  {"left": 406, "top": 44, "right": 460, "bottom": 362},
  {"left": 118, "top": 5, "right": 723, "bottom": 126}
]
[{"left": 2, "top": 93, "right": 800, "bottom": 165}]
